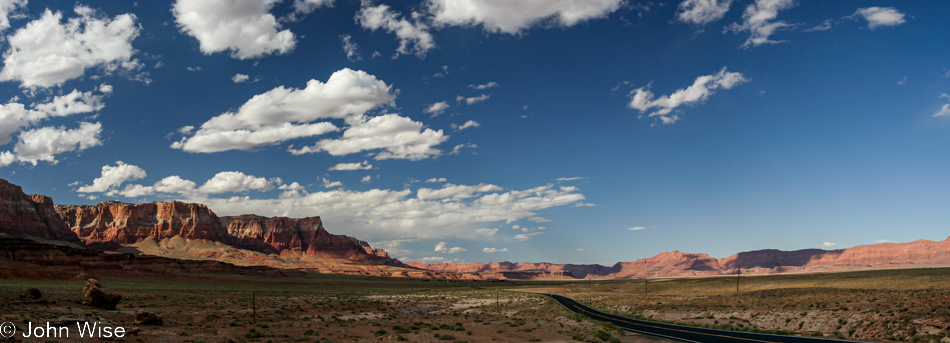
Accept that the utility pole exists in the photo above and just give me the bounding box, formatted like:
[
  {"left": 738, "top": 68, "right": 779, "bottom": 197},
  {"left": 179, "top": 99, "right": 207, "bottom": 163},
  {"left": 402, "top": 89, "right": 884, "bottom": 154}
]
[
  {"left": 495, "top": 290, "right": 499, "bottom": 311},
  {"left": 735, "top": 267, "right": 741, "bottom": 294}
]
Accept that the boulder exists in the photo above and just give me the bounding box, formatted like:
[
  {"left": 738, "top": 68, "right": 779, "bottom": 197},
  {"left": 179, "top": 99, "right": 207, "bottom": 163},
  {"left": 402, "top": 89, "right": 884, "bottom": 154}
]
[
  {"left": 18, "top": 287, "right": 41, "bottom": 300},
  {"left": 135, "top": 310, "right": 163, "bottom": 325},
  {"left": 82, "top": 279, "right": 121, "bottom": 309}
]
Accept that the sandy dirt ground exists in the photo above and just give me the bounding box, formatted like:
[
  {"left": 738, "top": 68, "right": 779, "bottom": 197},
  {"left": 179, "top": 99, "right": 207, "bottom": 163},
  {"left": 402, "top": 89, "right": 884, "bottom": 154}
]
[
  {"left": 0, "top": 277, "right": 678, "bottom": 343},
  {"left": 522, "top": 268, "right": 950, "bottom": 343}
]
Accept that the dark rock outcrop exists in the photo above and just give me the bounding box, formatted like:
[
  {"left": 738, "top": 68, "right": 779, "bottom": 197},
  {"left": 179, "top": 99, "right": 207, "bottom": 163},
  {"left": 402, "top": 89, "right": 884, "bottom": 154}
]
[
  {"left": 135, "top": 310, "right": 163, "bottom": 325},
  {"left": 82, "top": 278, "right": 121, "bottom": 309},
  {"left": 19, "top": 287, "right": 41, "bottom": 300},
  {"left": 0, "top": 235, "right": 300, "bottom": 280},
  {"left": 0, "top": 179, "right": 78, "bottom": 243}
]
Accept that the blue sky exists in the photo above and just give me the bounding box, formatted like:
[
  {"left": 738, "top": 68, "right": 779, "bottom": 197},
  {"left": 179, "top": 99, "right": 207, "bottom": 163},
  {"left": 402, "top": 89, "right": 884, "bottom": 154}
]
[{"left": 1, "top": 0, "right": 948, "bottom": 265}]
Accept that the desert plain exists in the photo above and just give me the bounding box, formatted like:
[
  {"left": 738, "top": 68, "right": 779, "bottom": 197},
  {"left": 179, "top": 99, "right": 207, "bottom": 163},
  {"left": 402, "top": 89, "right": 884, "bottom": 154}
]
[{"left": 3, "top": 266, "right": 950, "bottom": 343}]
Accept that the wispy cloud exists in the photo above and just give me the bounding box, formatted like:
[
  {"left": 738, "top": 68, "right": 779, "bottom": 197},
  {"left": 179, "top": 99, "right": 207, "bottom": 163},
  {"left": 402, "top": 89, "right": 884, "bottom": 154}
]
[
  {"left": 457, "top": 94, "right": 489, "bottom": 105},
  {"left": 451, "top": 120, "right": 480, "bottom": 131},
  {"left": 725, "top": 0, "right": 796, "bottom": 48},
  {"left": 628, "top": 67, "right": 747, "bottom": 124},
  {"left": 514, "top": 232, "right": 545, "bottom": 241},
  {"left": 469, "top": 82, "right": 498, "bottom": 90},
  {"left": 556, "top": 176, "right": 585, "bottom": 182},
  {"left": 676, "top": 0, "right": 733, "bottom": 26}
]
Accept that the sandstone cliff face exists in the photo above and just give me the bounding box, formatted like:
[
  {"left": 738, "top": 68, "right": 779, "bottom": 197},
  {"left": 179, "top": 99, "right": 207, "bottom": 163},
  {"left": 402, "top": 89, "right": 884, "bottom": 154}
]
[
  {"left": 52, "top": 202, "right": 398, "bottom": 266},
  {"left": 0, "top": 178, "right": 400, "bottom": 274},
  {"left": 219, "top": 215, "right": 395, "bottom": 264},
  {"left": 56, "top": 201, "right": 227, "bottom": 249},
  {"left": 0, "top": 179, "right": 78, "bottom": 242}
]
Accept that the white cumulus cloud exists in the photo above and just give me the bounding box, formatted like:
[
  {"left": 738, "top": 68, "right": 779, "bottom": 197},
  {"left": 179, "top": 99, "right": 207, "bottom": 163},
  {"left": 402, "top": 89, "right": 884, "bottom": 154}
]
[
  {"left": 676, "top": 0, "right": 733, "bottom": 25},
  {"left": 288, "top": 113, "right": 448, "bottom": 161},
  {"left": 173, "top": 0, "right": 295, "bottom": 59},
  {"left": 322, "top": 178, "right": 343, "bottom": 188},
  {"left": 935, "top": 104, "right": 950, "bottom": 117},
  {"left": 197, "top": 171, "right": 277, "bottom": 194},
  {"left": 0, "top": 89, "right": 106, "bottom": 145},
  {"left": 725, "top": 0, "right": 796, "bottom": 48},
  {"left": 0, "top": 0, "right": 26, "bottom": 32},
  {"left": 232, "top": 73, "right": 257, "bottom": 83},
  {"left": 0, "top": 87, "right": 111, "bottom": 167},
  {"left": 434, "top": 241, "right": 467, "bottom": 253},
  {"left": 448, "top": 143, "right": 476, "bottom": 155},
  {"left": 469, "top": 82, "right": 498, "bottom": 90},
  {"left": 628, "top": 67, "right": 747, "bottom": 124},
  {"left": 329, "top": 160, "right": 373, "bottom": 171},
  {"left": 72, "top": 166, "right": 587, "bottom": 243},
  {"left": 0, "top": 5, "right": 141, "bottom": 88},
  {"left": 452, "top": 120, "right": 479, "bottom": 131},
  {"left": 934, "top": 94, "right": 950, "bottom": 117},
  {"left": 852, "top": 7, "right": 906, "bottom": 29},
  {"left": 418, "top": 183, "right": 502, "bottom": 201},
  {"left": 4, "top": 122, "right": 102, "bottom": 167},
  {"left": 293, "top": 0, "right": 334, "bottom": 16},
  {"left": 424, "top": 101, "right": 450, "bottom": 117},
  {"left": 426, "top": 0, "right": 624, "bottom": 34},
  {"left": 457, "top": 94, "right": 489, "bottom": 105},
  {"left": 340, "top": 34, "right": 361, "bottom": 61},
  {"left": 77, "top": 161, "right": 147, "bottom": 193},
  {"left": 356, "top": 1, "right": 434, "bottom": 58},
  {"left": 32, "top": 90, "right": 106, "bottom": 117},
  {"left": 628, "top": 226, "right": 647, "bottom": 231},
  {"left": 152, "top": 175, "right": 197, "bottom": 194},
  {"left": 173, "top": 68, "right": 395, "bottom": 153},
  {"left": 482, "top": 247, "right": 508, "bottom": 253}
]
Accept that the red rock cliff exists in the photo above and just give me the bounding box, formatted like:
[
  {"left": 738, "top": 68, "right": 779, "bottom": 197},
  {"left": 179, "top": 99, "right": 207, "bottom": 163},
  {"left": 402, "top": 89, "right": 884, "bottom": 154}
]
[
  {"left": 56, "top": 201, "right": 228, "bottom": 249},
  {"left": 219, "top": 214, "right": 396, "bottom": 264},
  {"left": 0, "top": 179, "right": 78, "bottom": 243},
  {"left": 52, "top": 202, "right": 399, "bottom": 266}
]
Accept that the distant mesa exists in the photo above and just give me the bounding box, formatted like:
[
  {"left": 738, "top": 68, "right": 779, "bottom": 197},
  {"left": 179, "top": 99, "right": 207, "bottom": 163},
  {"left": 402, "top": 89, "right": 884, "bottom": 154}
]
[
  {"left": 409, "top": 239, "right": 950, "bottom": 279},
  {"left": 0, "top": 177, "right": 948, "bottom": 281}
]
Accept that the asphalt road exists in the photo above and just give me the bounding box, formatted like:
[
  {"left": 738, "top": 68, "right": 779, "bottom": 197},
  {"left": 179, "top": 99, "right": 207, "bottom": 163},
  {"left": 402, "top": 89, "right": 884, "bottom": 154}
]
[{"left": 545, "top": 294, "right": 867, "bottom": 343}]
